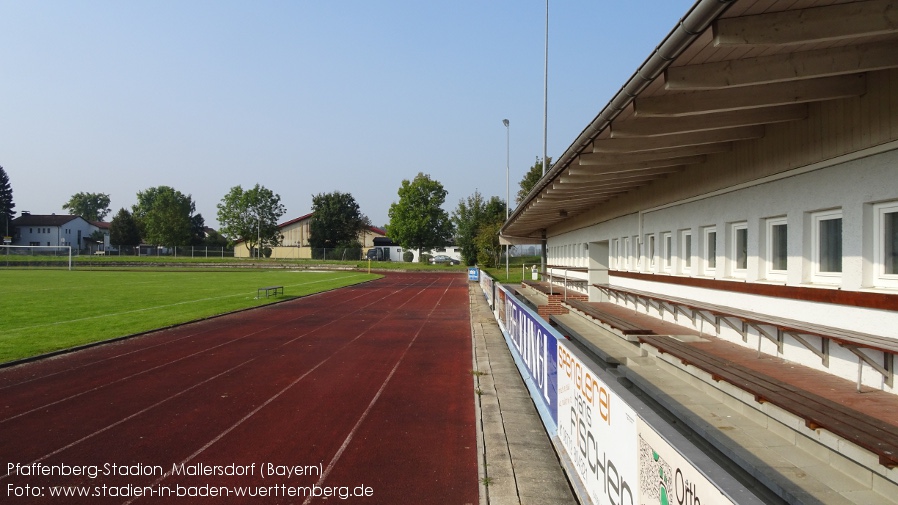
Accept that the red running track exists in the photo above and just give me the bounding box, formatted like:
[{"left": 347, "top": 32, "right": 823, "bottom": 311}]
[{"left": 0, "top": 273, "right": 477, "bottom": 504}]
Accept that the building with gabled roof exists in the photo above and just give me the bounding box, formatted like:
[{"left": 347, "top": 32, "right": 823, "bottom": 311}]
[
  {"left": 234, "top": 212, "right": 387, "bottom": 259},
  {"left": 10, "top": 212, "right": 105, "bottom": 250}
]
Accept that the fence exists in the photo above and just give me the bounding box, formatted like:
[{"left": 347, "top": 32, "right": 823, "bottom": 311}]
[{"left": 99, "top": 246, "right": 236, "bottom": 258}]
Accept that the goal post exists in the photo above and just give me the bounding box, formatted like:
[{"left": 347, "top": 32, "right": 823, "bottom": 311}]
[{"left": 0, "top": 245, "right": 73, "bottom": 270}]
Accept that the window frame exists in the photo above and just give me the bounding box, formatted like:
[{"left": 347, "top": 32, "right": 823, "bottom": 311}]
[
  {"left": 811, "top": 209, "right": 843, "bottom": 284},
  {"left": 873, "top": 201, "right": 898, "bottom": 288},
  {"left": 661, "top": 232, "right": 672, "bottom": 273},
  {"left": 702, "top": 226, "right": 717, "bottom": 276},
  {"left": 764, "top": 217, "right": 788, "bottom": 281},
  {"left": 680, "top": 229, "right": 692, "bottom": 274},
  {"left": 645, "top": 233, "right": 656, "bottom": 272},
  {"left": 729, "top": 222, "right": 748, "bottom": 278}
]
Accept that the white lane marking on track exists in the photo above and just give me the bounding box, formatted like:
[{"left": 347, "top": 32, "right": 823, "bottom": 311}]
[
  {"left": 0, "top": 276, "right": 419, "bottom": 489},
  {"left": 0, "top": 357, "right": 259, "bottom": 482},
  {"left": 303, "top": 277, "right": 454, "bottom": 504},
  {"left": 0, "top": 274, "right": 377, "bottom": 391},
  {"left": 1, "top": 274, "right": 369, "bottom": 334},
  {"left": 125, "top": 276, "right": 440, "bottom": 504},
  {"left": 0, "top": 277, "right": 388, "bottom": 419}
]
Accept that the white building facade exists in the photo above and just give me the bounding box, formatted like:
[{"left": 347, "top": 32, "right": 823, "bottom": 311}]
[
  {"left": 502, "top": 0, "right": 898, "bottom": 393},
  {"left": 11, "top": 213, "right": 101, "bottom": 251}
]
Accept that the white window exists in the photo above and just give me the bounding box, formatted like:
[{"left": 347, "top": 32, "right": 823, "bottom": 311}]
[
  {"left": 680, "top": 230, "right": 692, "bottom": 274},
  {"left": 764, "top": 217, "right": 788, "bottom": 281},
  {"left": 661, "top": 232, "right": 672, "bottom": 272},
  {"left": 811, "top": 209, "right": 842, "bottom": 284},
  {"left": 765, "top": 217, "right": 789, "bottom": 278},
  {"left": 874, "top": 201, "right": 898, "bottom": 288},
  {"left": 646, "top": 234, "right": 656, "bottom": 271},
  {"left": 611, "top": 239, "right": 618, "bottom": 269},
  {"left": 631, "top": 236, "right": 639, "bottom": 270},
  {"left": 702, "top": 226, "right": 717, "bottom": 275},
  {"left": 729, "top": 222, "right": 748, "bottom": 277},
  {"left": 623, "top": 237, "right": 631, "bottom": 270}
]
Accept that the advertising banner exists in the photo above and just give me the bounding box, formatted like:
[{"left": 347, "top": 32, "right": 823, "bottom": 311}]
[
  {"left": 500, "top": 285, "right": 558, "bottom": 426},
  {"left": 558, "top": 343, "right": 638, "bottom": 505},
  {"left": 637, "top": 419, "right": 735, "bottom": 505}
]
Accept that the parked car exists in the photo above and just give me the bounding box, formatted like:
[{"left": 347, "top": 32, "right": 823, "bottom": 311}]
[{"left": 429, "top": 254, "right": 460, "bottom": 265}]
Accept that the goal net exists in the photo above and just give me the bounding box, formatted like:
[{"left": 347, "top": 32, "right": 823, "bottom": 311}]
[{"left": 0, "top": 245, "right": 72, "bottom": 270}]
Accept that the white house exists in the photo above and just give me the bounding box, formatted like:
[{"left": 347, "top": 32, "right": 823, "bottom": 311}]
[{"left": 11, "top": 212, "right": 106, "bottom": 251}]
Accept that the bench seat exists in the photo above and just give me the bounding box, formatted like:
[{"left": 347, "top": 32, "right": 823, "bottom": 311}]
[
  {"left": 595, "top": 283, "right": 898, "bottom": 354},
  {"left": 639, "top": 334, "right": 898, "bottom": 468},
  {"left": 564, "top": 299, "right": 656, "bottom": 336},
  {"left": 257, "top": 286, "right": 284, "bottom": 298}
]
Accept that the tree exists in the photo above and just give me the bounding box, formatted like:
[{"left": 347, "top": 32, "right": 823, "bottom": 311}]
[
  {"left": 386, "top": 173, "right": 453, "bottom": 258},
  {"left": 63, "top": 192, "right": 111, "bottom": 221},
  {"left": 0, "top": 165, "right": 14, "bottom": 237},
  {"left": 216, "top": 184, "right": 287, "bottom": 255},
  {"left": 516, "top": 156, "right": 552, "bottom": 205},
  {"left": 109, "top": 208, "right": 141, "bottom": 251},
  {"left": 203, "top": 229, "right": 229, "bottom": 248},
  {"left": 308, "top": 191, "right": 369, "bottom": 256},
  {"left": 190, "top": 213, "right": 207, "bottom": 246},
  {"left": 132, "top": 186, "right": 197, "bottom": 247},
  {"left": 475, "top": 221, "right": 503, "bottom": 268},
  {"left": 451, "top": 190, "right": 506, "bottom": 266}
]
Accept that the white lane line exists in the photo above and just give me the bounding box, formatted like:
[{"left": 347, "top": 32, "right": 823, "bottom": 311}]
[
  {"left": 129, "top": 277, "right": 440, "bottom": 504},
  {"left": 0, "top": 278, "right": 374, "bottom": 391},
  {"left": 1, "top": 278, "right": 390, "bottom": 421},
  {"left": 303, "top": 278, "right": 454, "bottom": 504},
  {"left": 0, "top": 356, "right": 259, "bottom": 482},
  {"left": 1, "top": 275, "right": 418, "bottom": 492}
]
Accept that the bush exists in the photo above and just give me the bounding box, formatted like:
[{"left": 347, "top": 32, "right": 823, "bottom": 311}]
[
  {"left": 420, "top": 253, "right": 432, "bottom": 264},
  {"left": 403, "top": 250, "right": 414, "bottom": 262}
]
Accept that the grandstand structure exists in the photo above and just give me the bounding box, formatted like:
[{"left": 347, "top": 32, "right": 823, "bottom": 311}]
[
  {"left": 502, "top": 0, "right": 898, "bottom": 394},
  {"left": 496, "top": 0, "right": 898, "bottom": 503}
]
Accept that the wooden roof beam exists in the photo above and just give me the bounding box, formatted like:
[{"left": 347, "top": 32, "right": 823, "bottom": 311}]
[
  {"left": 666, "top": 41, "right": 898, "bottom": 90},
  {"left": 611, "top": 104, "right": 807, "bottom": 137},
  {"left": 592, "top": 126, "right": 764, "bottom": 152},
  {"left": 638, "top": 74, "right": 866, "bottom": 117},
  {"left": 569, "top": 158, "right": 690, "bottom": 173},
  {"left": 550, "top": 180, "right": 653, "bottom": 193},
  {"left": 559, "top": 166, "right": 684, "bottom": 183},
  {"left": 713, "top": 0, "right": 898, "bottom": 46},
  {"left": 580, "top": 143, "right": 730, "bottom": 163},
  {"left": 578, "top": 152, "right": 706, "bottom": 166}
]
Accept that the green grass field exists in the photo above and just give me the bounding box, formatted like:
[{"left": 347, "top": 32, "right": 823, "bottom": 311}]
[{"left": 0, "top": 269, "right": 379, "bottom": 363}]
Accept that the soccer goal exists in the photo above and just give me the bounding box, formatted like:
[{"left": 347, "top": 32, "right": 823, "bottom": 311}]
[{"left": 0, "top": 245, "right": 72, "bottom": 270}]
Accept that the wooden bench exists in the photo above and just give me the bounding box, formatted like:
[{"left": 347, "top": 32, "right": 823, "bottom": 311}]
[
  {"left": 564, "top": 299, "right": 656, "bottom": 336},
  {"left": 522, "top": 279, "right": 553, "bottom": 294},
  {"left": 639, "top": 334, "right": 898, "bottom": 468},
  {"left": 257, "top": 286, "right": 284, "bottom": 298},
  {"left": 594, "top": 283, "right": 896, "bottom": 389}
]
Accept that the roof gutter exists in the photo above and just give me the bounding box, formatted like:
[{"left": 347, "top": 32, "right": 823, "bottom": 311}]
[{"left": 501, "top": 0, "right": 738, "bottom": 237}]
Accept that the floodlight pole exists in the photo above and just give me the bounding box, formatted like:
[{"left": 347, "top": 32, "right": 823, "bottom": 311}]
[
  {"left": 503, "top": 119, "right": 510, "bottom": 280},
  {"left": 541, "top": 0, "right": 549, "bottom": 278}
]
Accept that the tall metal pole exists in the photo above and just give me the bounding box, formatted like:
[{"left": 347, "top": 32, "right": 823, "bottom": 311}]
[
  {"left": 503, "top": 119, "right": 510, "bottom": 280},
  {"left": 541, "top": 0, "right": 549, "bottom": 277},
  {"left": 542, "top": 0, "right": 548, "bottom": 178}
]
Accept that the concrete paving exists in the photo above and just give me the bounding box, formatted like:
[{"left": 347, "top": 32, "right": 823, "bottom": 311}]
[{"left": 469, "top": 283, "right": 578, "bottom": 505}]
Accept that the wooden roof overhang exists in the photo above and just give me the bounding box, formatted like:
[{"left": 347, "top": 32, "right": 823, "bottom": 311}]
[{"left": 501, "top": 0, "right": 898, "bottom": 242}]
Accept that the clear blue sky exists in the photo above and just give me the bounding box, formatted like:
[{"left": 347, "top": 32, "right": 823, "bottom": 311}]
[{"left": 1, "top": 1, "right": 694, "bottom": 229}]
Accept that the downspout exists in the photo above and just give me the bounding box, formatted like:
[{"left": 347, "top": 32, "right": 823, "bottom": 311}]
[{"left": 502, "top": 0, "right": 738, "bottom": 237}]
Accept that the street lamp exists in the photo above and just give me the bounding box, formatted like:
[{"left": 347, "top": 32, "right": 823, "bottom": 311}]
[{"left": 503, "top": 118, "right": 510, "bottom": 280}]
